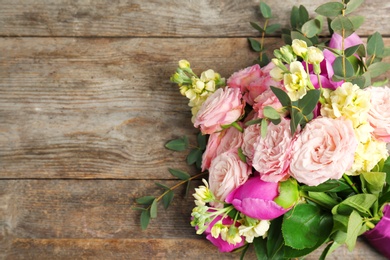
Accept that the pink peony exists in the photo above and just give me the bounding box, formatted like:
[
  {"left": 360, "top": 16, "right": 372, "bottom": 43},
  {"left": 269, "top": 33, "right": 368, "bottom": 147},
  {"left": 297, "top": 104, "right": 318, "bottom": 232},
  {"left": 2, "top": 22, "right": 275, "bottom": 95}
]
[
  {"left": 227, "top": 63, "right": 281, "bottom": 105},
  {"left": 225, "top": 177, "right": 291, "bottom": 220},
  {"left": 366, "top": 86, "right": 390, "bottom": 142},
  {"left": 205, "top": 214, "right": 245, "bottom": 252},
  {"left": 208, "top": 151, "right": 251, "bottom": 206},
  {"left": 241, "top": 124, "right": 261, "bottom": 165},
  {"left": 290, "top": 117, "right": 358, "bottom": 186},
  {"left": 194, "top": 87, "right": 244, "bottom": 135},
  {"left": 252, "top": 118, "right": 293, "bottom": 183},
  {"left": 201, "top": 125, "right": 244, "bottom": 171},
  {"left": 329, "top": 32, "right": 364, "bottom": 50},
  {"left": 253, "top": 88, "right": 284, "bottom": 119}
]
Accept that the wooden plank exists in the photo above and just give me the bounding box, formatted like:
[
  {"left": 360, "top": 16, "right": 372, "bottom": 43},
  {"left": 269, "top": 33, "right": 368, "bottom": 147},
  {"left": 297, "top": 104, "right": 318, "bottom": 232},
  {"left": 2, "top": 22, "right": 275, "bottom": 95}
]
[
  {"left": 1, "top": 37, "right": 390, "bottom": 179},
  {"left": 0, "top": 0, "right": 389, "bottom": 37},
  {"left": 0, "top": 180, "right": 385, "bottom": 259}
]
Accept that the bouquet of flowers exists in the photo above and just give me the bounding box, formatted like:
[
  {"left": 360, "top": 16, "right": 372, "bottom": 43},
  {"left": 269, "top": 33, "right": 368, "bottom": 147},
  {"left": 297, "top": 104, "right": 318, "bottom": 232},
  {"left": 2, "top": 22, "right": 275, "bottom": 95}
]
[{"left": 135, "top": 1, "right": 390, "bottom": 259}]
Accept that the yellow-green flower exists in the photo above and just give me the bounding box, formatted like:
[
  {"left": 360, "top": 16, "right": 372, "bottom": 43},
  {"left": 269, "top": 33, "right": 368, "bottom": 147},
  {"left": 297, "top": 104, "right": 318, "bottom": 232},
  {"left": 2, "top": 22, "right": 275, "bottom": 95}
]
[
  {"left": 291, "top": 39, "right": 308, "bottom": 57},
  {"left": 284, "top": 61, "right": 309, "bottom": 101}
]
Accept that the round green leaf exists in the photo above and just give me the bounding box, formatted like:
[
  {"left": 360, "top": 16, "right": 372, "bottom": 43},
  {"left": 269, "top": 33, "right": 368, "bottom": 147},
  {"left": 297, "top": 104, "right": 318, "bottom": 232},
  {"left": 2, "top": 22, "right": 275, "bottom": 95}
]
[
  {"left": 315, "top": 2, "right": 344, "bottom": 17},
  {"left": 260, "top": 2, "right": 272, "bottom": 19},
  {"left": 331, "top": 16, "right": 355, "bottom": 37},
  {"left": 282, "top": 204, "right": 332, "bottom": 250},
  {"left": 302, "top": 19, "right": 321, "bottom": 38},
  {"left": 333, "top": 56, "right": 355, "bottom": 79}
]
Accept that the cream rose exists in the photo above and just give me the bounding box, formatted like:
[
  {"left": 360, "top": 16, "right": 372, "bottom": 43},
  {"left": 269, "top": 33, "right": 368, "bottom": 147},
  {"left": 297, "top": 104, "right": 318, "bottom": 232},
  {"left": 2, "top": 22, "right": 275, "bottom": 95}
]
[
  {"left": 366, "top": 86, "right": 390, "bottom": 142},
  {"left": 194, "top": 87, "right": 244, "bottom": 134},
  {"left": 208, "top": 151, "right": 251, "bottom": 206},
  {"left": 290, "top": 117, "right": 358, "bottom": 186}
]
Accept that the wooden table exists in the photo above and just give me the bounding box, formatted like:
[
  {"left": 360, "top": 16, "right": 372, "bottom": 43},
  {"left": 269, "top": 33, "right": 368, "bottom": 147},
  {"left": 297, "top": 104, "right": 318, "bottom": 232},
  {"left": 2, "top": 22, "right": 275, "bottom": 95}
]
[{"left": 1, "top": 0, "right": 389, "bottom": 259}]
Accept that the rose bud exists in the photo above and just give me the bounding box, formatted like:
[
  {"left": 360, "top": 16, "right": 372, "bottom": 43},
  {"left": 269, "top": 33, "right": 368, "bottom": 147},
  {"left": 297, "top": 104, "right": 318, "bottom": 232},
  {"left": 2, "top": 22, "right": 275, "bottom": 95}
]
[{"left": 225, "top": 177, "right": 299, "bottom": 220}]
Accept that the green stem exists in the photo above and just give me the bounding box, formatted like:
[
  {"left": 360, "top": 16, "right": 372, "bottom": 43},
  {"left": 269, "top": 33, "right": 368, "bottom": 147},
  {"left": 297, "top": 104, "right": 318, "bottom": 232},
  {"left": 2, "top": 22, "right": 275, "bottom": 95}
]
[
  {"left": 231, "top": 121, "right": 244, "bottom": 133},
  {"left": 343, "top": 174, "right": 360, "bottom": 194}
]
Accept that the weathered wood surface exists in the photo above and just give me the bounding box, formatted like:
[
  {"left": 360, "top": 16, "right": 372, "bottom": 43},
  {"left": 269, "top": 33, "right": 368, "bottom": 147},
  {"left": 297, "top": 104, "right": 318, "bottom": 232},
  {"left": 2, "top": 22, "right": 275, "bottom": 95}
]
[
  {"left": 1, "top": 0, "right": 390, "bottom": 259},
  {"left": 0, "top": 0, "right": 389, "bottom": 37}
]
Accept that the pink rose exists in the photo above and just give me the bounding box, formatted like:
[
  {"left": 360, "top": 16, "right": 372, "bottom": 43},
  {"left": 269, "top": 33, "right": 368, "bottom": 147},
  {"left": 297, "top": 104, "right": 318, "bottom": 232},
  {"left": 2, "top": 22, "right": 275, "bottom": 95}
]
[
  {"left": 205, "top": 213, "right": 245, "bottom": 252},
  {"left": 209, "top": 151, "right": 251, "bottom": 206},
  {"left": 366, "top": 86, "right": 390, "bottom": 142},
  {"left": 225, "top": 177, "right": 294, "bottom": 220},
  {"left": 194, "top": 87, "right": 244, "bottom": 135},
  {"left": 241, "top": 124, "right": 261, "bottom": 165},
  {"left": 253, "top": 88, "right": 284, "bottom": 119},
  {"left": 202, "top": 125, "right": 244, "bottom": 171},
  {"left": 290, "top": 117, "right": 358, "bottom": 186},
  {"left": 227, "top": 63, "right": 281, "bottom": 105},
  {"left": 252, "top": 118, "right": 293, "bottom": 182}
]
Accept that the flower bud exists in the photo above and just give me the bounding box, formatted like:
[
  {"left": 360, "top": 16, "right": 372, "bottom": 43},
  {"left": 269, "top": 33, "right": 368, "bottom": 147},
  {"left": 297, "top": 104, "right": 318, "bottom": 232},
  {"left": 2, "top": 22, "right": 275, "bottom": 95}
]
[
  {"left": 201, "top": 69, "right": 216, "bottom": 81},
  {"left": 280, "top": 45, "right": 296, "bottom": 63},
  {"left": 179, "top": 59, "right": 190, "bottom": 69},
  {"left": 292, "top": 39, "right": 308, "bottom": 57},
  {"left": 307, "top": 46, "right": 324, "bottom": 64}
]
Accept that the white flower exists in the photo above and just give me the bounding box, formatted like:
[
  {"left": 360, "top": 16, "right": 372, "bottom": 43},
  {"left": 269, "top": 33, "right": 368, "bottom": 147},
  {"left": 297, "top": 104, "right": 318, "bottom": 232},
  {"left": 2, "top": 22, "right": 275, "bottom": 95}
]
[
  {"left": 292, "top": 39, "right": 308, "bottom": 57},
  {"left": 193, "top": 179, "right": 215, "bottom": 206},
  {"left": 238, "top": 219, "right": 270, "bottom": 243},
  {"left": 307, "top": 46, "right": 324, "bottom": 64}
]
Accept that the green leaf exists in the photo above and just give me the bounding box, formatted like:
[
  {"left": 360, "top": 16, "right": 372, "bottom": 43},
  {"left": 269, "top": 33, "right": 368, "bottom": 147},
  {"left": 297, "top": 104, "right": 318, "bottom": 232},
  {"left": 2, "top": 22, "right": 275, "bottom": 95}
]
[
  {"left": 291, "top": 31, "right": 313, "bottom": 46},
  {"left": 185, "top": 180, "right": 192, "bottom": 197},
  {"left": 270, "top": 86, "right": 291, "bottom": 108},
  {"left": 333, "top": 56, "right": 355, "bottom": 79},
  {"left": 136, "top": 196, "right": 155, "bottom": 205},
  {"left": 263, "top": 106, "right": 281, "bottom": 120},
  {"left": 372, "top": 78, "right": 389, "bottom": 87},
  {"left": 367, "top": 62, "right": 390, "bottom": 78},
  {"left": 165, "top": 136, "right": 189, "bottom": 151},
  {"left": 315, "top": 2, "right": 344, "bottom": 17},
  {"left": 187, "top": 148, "right": 202, "bottom": 165},
  {"left": 150, "top": 199, "right": 158, "bottom": 218},
  {"left": 301, "top": 179, "right": 351, "bottom": 193},
  {"left": 282, "top": 203, "right": 333, "bottom": 250},
  {"left": 250, "top": 22, "right": 265, "bottom": 33},
  {"left": 367, "top": 32, "right": 384, "bottom": 56},
  {"left": 260, "top": 2, "right": 272, "bottom": 19},
  {"left": 265, "top": 23, "right": 281, "bottom": 34},
  {"left": 168, "top": 168, "right": 190, "bottom": 180},
  {"left": 290, "top": 6, "right": 300, "bottom": 29},
  {"left": 345, "top": 0, "right": 364, "bottom": 14},
  {"left": 197, "top": 132, "right": 207, "bottom": 150},
  {"left": 155, "top": 182, "right": 170, "bottom": 190},
  {"left": 383, "top": 156, "right": 390, "bottom": 184},
  {"left": 319, "top": 241, "right": 342, "bottom": 260},
  {"left": 351, "top": 76, "right": 366, "bottom": 88},
  {"left": 360, "top": 172, "right": 386, "bottom": 196},
  {"left": 267, "top": 217, "right": 284, "bottom": 259},
  {"left": 237, "top": 147, "right": 247, "bottom": 163},
  {"left": 345, "top": 44, "right": 363, "bottom": 57},
  {"left": 345, "top": 210, "right": 363, "bottom": 251},
  {"left": 290, "top": 108, "right": 304, "bottom": 135},
  {"left": 299, "top": 5, "right": 309, "bottom": 25},
  {"left": 140, "top": 210, "right": 151, "bottom": 230},
  {"left": 302, "top": 19, "right": 321, "bottom": 38},
  {"left": 162, "top": 190, "right": 174, "bottom": 210},
  {"left": 260, "top": 118, "right": 268, "bottom": 138},
  {"left": 245, "top": 118, "right": 262, "bottom": 126},
  {"left": 298, "top": 89, "right": 320, "bottom": 115},
  {"left": 332, "top": 194, "right": 377, "bottom": 216},
  {"left": 248, "top": 38, "right": 262, "bottom": 52},
  {"left": 253, "top": 237, "right": 268, "bottom": 259},
  {"left": 308, "top": 191, "right": 339, "bottom": 209},
  {"left": 379, "top": 191, "right": 390, "bottom": 205},
  {"left": 331, "top": 16, "right": 355, "bottom": 37},
  {"left": 348, "top": 15, "right": 365, "bottom": 31}
]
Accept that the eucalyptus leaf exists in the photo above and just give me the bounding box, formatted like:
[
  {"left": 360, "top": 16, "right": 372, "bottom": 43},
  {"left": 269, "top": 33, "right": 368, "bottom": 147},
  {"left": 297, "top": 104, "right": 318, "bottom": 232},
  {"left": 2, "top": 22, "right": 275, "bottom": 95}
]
[
  {"left": 248, "top": 38, "right": 262, "bottom": 52},
  {"left": 187, "top": 148, "right": 202, "bottom": 165},
  {"left": 140, "top": 209, "right": 151, "bottom": 230},
  {"left": 197, "top": 132, "right": 207, "bottom": 150},
  {"left": 290, "top": 6, "right": 299, "bottom": 29},
  {"left": 250, "top": 22, "right": 265, "bottom": 33},
  {"left": 372, "top": 78, "right": 389, "bottom": 87},
  {"left": 165, "top": 136, "right": 189, "bottom": 151},
  {"left": 331, "top": 16, "right": 355, "bottom": 37},
  {"left": 367, "top": 32, "right": 384, "bottom": 56},
  {"left": 185, "top": 180, "right": 192, "bottom": 197},
  {"left": 302, "top": 19, "right": 321, "bottom": 38},
  {"left": 367, "top": 62, "right": 390, "bottom": 78},
  {"left": 290, "top": 108, "right": 304, "bottom": 135},
  {"left": 155, "top": 182, "right": 170, "bottom": 190},
  {"left": 351, "top": 76, "right": 366, "bottom": 88},
  {"left": 345, "top": 0, "right": 364, "bottom": 15},
  {"left": 271, "top": 86, "right": 291, "bottom": 108},
  {"left": 136, "top": 196, "right": 155, "bottom": 205},
  {"left": 168, "top": 168, "right": 190, "bottom": 180},
  {"left": 260, "top": 1, "right": 272, "bottom": 19},
  {"left": 263, "top": 106, "right": 281, "bottom": 120},
  {"left": 315, "top": 2, "right": 344, "bottom": 17},
  {"left": 298, "top": 89, "right": 320, "bottom": 115},
  {"left": 150, "top": 199, "right": 158, "bottom": 218},
  {"left": 333, "top": 56, "right": 355, "bottom": 79},
  {"left": 348, "top": 15, "right": 365, "bottom": 31},
  {"left": 291, "top": 31, "right": 313, "bottom": 46},
  {"left": 344, "top": 44, "right": 362, "bottom": 57},
  {"left": 162, "top": 190, "right": 174, "bottom": 209},
  {"left": 299, "top": 5, "right": 309, "bottom": 25},
  {"left": 266, "top": 23, "right": 281, "bottom": 34}
]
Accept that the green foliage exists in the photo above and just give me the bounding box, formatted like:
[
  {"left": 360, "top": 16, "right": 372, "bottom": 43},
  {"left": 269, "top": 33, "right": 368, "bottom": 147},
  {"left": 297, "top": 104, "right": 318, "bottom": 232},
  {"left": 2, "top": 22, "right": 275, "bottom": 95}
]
[
  {"left": 165, "top": 136, "right": 189, "bottom": 151},
  {"left": 315, "top": 2, "right": 344, "bottom": 17}
]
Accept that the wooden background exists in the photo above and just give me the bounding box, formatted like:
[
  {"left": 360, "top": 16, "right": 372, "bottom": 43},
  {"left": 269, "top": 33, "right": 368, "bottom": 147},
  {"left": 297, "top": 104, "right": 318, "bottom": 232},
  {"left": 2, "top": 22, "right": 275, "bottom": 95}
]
[{"left": 0, "top": 0, "right": 389, "bottom": 259}]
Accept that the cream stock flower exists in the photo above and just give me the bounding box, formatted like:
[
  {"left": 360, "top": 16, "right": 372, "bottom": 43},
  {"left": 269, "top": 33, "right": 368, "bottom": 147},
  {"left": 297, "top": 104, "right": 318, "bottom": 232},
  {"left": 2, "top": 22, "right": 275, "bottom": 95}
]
[
  {"left": 307, "top": 46, "right": 324, "bottom": 64},
  {"left": 284, "top": 61, "right": 308, "bottom": 101},
  {"left": 238, "top": 219, "right": 270, "bottom": 243},
  {"left": 193, "top": 179, "right": 215, "bottom": 206},
  {"left": 291, "top": 39, "right": 308, "bottom": 57}
]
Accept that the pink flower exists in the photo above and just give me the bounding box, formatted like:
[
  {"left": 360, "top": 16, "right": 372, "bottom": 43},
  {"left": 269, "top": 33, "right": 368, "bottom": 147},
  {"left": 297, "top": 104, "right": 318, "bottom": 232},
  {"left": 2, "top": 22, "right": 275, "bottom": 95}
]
[
  {"left": 227, "top": 63, "right": 281, "bottom": 105},
  {"left": 225, "top": 177, "right": 291, "bottom": 220},
  {"left": 290, "top": 117, "right": 358, "bottom": 186},
  {"left": 202, "top": 125, "right": 244, "bottom": 171},
  {"left": 366, "top": 86, "right": 390, "bottom": 142},
  {"left": 194, "top": 87, "right": 244, "bottom": 135},
  {"left": 329, "top": 32, "right": 364, "bottom": 50},
  {"left": 209, "top": 151, "right": 251, "bottom": 206},
  {"left": 241, "top": 124, "right": 261, "bottom": 165},
  {"left": 253, "top": 88, "right": 284, "bottom": 118},
  {"left": 252, "top": 118, "right": 293, "bottom": 182},
  {"left": 205, "top": 214, "right": 245, "bottom": 252}
]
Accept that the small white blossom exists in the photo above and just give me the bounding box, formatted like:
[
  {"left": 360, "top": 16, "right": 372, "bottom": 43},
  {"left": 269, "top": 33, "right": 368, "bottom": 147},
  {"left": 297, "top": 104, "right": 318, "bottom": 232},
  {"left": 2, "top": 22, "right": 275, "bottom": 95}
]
[{"left": 292, "top": 39, "right": 308, "bottom": 57}]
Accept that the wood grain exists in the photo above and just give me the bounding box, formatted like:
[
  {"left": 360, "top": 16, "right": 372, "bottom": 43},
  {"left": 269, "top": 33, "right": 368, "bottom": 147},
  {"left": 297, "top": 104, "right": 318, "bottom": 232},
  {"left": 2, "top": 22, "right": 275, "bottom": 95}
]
[
  {"left": 0, "top": 180, "right": 385, "bottom": 259},
  {"left": 0, "top": 0, "right": 389, "bottom": 37}
]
